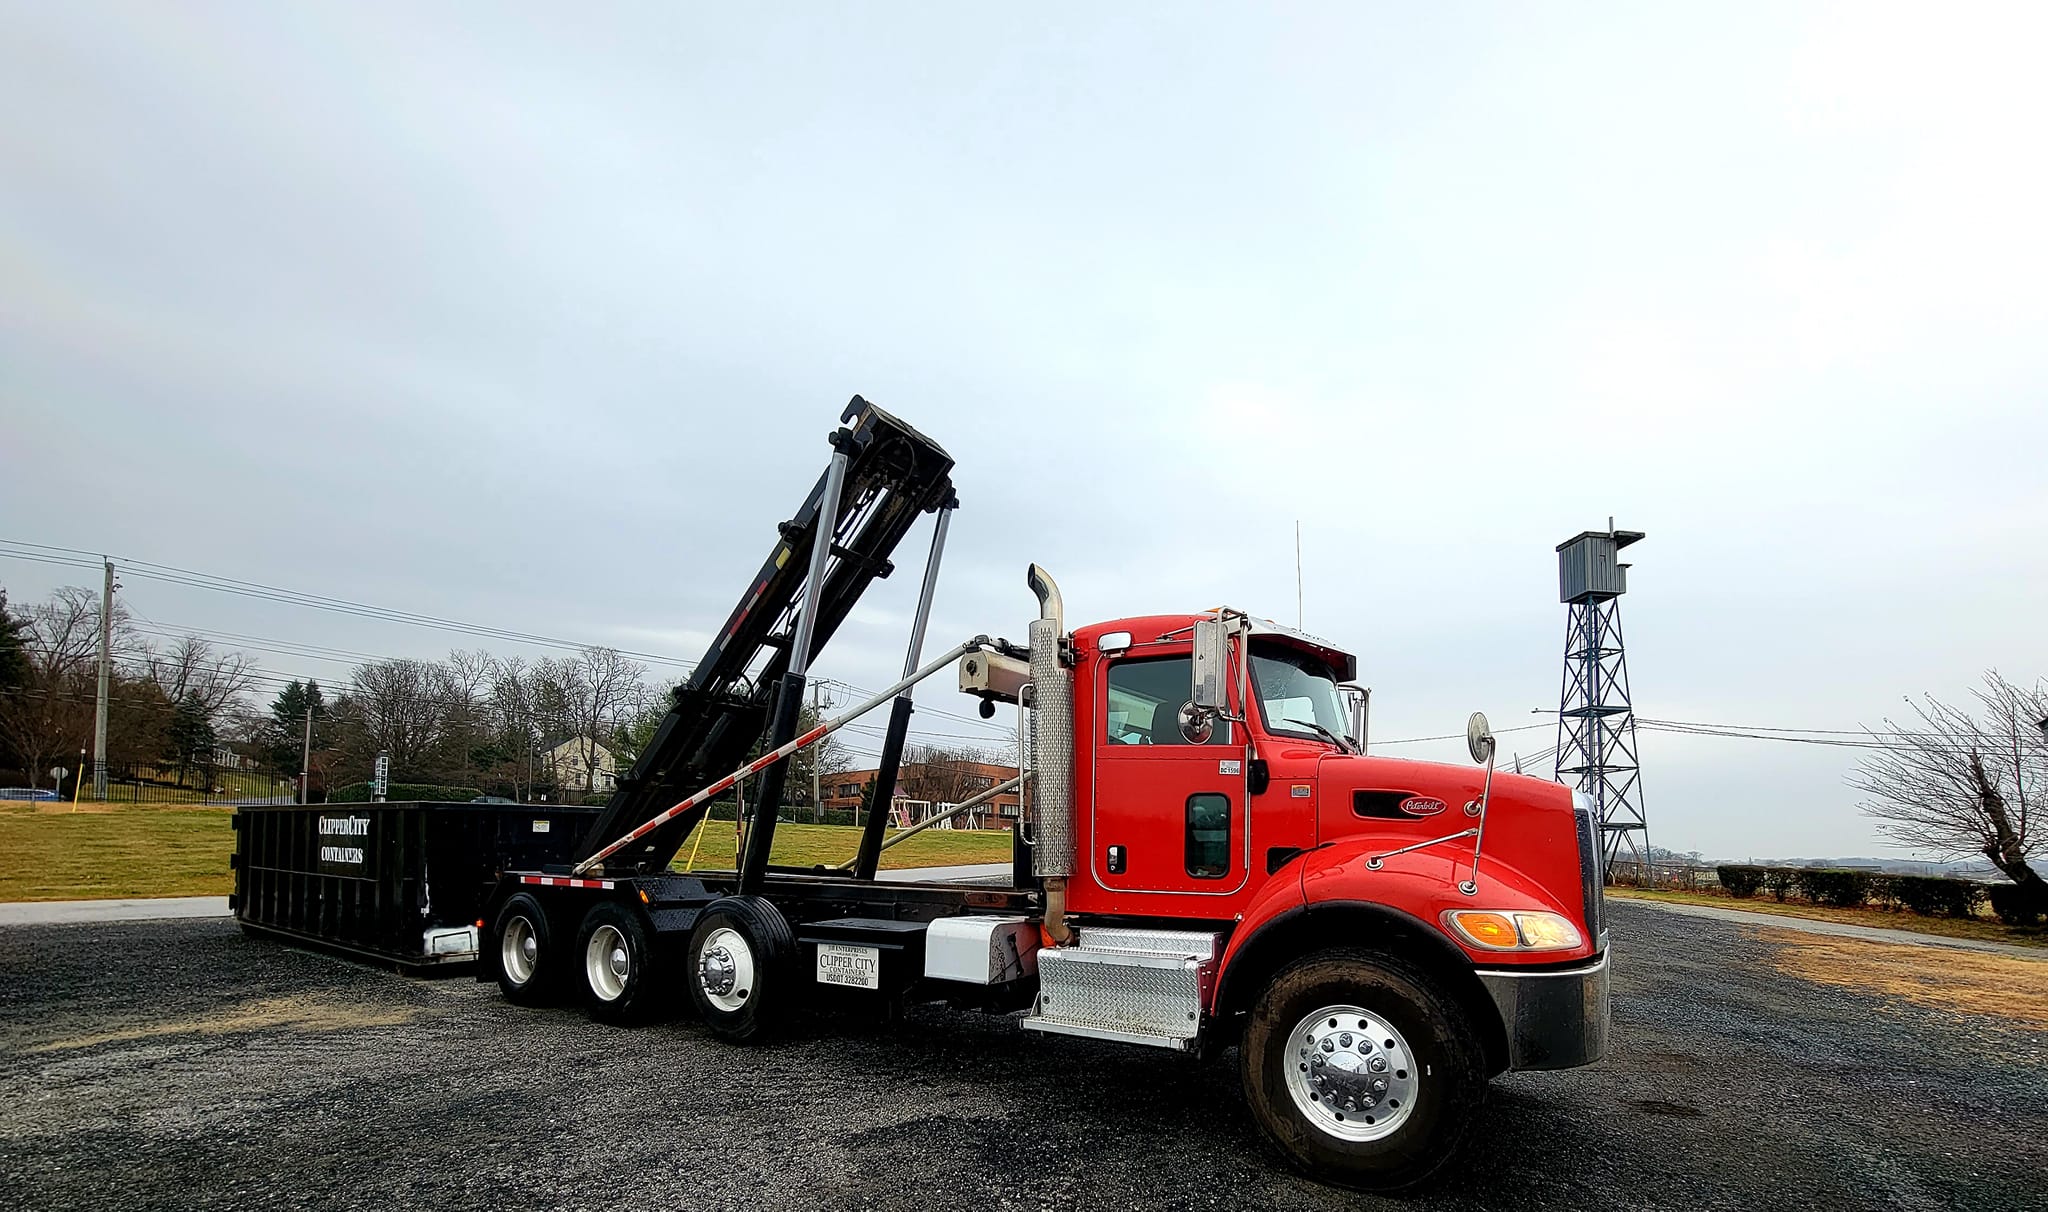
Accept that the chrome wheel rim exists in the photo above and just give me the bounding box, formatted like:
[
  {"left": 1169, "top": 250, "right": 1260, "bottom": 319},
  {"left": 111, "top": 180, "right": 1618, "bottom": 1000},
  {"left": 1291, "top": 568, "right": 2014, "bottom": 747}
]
[
  {"left": 585, "top": 924, "right": 630, "bottom": 1002},
  {"left": 697, "top": 926, "right": 755, "bottom": 1014},
  {"left": 1283, "top": 1004, "right": 1421, "bottom": 1142},
  {"left": 501, "top": 915, "right": 539, "bottom": 985}
]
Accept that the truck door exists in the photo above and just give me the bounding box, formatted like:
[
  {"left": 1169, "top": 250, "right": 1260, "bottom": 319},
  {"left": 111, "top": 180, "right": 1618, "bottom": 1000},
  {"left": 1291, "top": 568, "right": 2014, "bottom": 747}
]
[{"left": 1090, "top": 651, "right": 1249, "bottom": 895}]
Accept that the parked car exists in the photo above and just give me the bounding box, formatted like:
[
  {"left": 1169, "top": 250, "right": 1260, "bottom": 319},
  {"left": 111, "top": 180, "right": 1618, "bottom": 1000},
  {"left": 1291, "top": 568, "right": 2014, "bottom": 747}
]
[{"left": 0, "top": 787, "right": 59, "bottom": 801}]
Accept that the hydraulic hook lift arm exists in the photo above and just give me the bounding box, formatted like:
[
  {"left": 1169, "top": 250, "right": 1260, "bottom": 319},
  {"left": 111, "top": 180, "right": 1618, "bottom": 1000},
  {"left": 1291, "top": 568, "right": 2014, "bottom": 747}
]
[{"left": 572, "top": 397, "right": 957, "bottom": 875}]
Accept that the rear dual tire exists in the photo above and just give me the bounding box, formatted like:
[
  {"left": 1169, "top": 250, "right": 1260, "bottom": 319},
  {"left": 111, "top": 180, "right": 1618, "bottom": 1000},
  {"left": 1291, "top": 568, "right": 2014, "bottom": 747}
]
[
  {"left": 575, "top": 900, "right": 662, "bottom": 1024},
  {"left": 492, "top": 893, "right": 562, "bottom": 1006}
]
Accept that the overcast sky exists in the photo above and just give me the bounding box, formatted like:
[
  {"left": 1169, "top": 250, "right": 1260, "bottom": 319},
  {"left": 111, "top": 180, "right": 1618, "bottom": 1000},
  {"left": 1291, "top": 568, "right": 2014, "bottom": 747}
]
[{"left": 3, "top": 3, "right": 2044, "bottom": 859}]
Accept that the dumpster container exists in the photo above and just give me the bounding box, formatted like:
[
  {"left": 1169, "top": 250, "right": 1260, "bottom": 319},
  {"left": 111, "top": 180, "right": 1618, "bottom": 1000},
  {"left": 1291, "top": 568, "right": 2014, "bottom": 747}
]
[{"left": 230, "top": 801, "right": 599, "bottom": 968}]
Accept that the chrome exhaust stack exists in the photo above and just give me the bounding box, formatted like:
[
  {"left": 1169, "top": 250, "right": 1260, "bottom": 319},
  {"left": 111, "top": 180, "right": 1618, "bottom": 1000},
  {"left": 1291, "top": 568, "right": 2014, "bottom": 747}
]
[{"left": 1026, "top": 563, "right": 1075, "bottom": 944}]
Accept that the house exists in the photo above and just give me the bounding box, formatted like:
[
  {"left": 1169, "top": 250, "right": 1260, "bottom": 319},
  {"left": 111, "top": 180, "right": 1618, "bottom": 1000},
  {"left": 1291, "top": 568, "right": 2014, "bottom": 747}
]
[
  {"left": 821, "top": 760, "right": 1021, "bottom": 829},
  {"left": 539, "top": 736, "right": 619, "bottom": 794}
]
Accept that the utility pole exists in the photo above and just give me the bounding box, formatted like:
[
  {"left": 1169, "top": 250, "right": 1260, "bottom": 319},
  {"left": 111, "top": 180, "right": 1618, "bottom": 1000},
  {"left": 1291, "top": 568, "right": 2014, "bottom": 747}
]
[
  {"left": 92, "top": 558, "right": 114, "bottom": 799},
  {"left": 300, "top": 706, "right": 314, "bottom": 805},
  {"left": 810, "top": 681, "right": 823, "bottom": 822}
]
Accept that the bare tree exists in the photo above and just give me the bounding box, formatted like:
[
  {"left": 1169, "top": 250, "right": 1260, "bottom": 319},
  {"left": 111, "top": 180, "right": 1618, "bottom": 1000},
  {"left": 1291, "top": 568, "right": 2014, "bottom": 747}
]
[
  {"left": 490, "top": 655, "right": 541, "bottom": 800},
  {"left": 1852, "top": 670, "right": 2045, "bottom": 896},
  {"left": 0, "top": 588, "right": 116, "bottom": 788},
  {"left": 552, "top": 647, "right": 648, "bottom": 795},
  {"left": 439, "top": 648, "right": 495, "bottom": 785},
  {"left": 341, "top": 658, "right": 451, "bottom": 775},
  {"left": 139, "top": 634, "right": 256, "bottom": 717},
  {"left": 899, "top": 743, "right": 1002, "bottom": 823}
]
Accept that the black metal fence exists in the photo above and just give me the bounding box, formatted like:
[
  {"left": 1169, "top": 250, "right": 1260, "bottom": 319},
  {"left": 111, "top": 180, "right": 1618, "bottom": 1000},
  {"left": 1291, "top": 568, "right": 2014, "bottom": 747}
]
[{"left": 2, "top": 763, "right": 303, "bottom": 806}]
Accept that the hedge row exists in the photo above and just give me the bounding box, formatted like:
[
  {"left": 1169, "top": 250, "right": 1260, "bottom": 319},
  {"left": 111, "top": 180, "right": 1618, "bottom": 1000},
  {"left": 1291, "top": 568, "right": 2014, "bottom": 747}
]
[
  {"left": 1987, "top": 883, "right": 2047, "bottom": 927},
  {"left": 1714, "top": 865, "right": 1993, "bottom": 918},
  {"left": 327, "top": 782, "right": 484, "bottom": 803}
]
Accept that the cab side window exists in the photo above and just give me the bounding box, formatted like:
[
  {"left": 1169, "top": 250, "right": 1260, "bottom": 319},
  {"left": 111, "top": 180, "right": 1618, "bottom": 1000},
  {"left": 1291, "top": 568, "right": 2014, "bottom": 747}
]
[{"left": 1104, "top": 655, "right": 1230, "bottom": 745}]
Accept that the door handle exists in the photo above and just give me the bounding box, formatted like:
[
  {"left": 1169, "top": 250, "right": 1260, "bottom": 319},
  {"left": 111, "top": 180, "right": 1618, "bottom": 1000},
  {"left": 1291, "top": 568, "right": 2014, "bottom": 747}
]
[{"left": 1106, "top": 844, "right": 1126, "bottom": 875}]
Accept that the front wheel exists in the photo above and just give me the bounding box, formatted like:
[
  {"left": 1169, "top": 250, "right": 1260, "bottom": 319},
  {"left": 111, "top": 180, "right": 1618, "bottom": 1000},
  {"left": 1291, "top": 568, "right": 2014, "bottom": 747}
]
[{"left": 1240, "top": 950, "right": 1485, "bottom": 1191}]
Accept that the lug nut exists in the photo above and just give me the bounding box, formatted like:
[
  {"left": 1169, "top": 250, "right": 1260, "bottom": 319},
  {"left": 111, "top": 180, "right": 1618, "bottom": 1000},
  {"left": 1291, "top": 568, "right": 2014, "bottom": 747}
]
[
  {"left": 1372, "top": 1078, "right": 1388, "bottom": 1092},
  {"left": 1339, "top": 1032, "right": 1353, "bottom": 1048},
  {"left": 1320, "top": 1039, "right": 1334, "bottom": 1052},
  {"left": 1370, "top": 1056, "right": 1387, "bottom": 1072}
]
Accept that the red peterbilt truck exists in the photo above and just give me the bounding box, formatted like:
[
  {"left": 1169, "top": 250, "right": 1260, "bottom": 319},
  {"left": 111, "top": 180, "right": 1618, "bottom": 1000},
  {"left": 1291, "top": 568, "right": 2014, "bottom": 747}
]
[{"left": 478, "top": 401, "right": 1609, "bottom": 1190}]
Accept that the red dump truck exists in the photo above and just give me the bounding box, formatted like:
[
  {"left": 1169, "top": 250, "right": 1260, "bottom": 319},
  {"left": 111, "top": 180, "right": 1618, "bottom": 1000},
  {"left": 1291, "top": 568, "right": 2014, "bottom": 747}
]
[{"left": 438, "top": 401, "right": 1605, "bottom": 1189}]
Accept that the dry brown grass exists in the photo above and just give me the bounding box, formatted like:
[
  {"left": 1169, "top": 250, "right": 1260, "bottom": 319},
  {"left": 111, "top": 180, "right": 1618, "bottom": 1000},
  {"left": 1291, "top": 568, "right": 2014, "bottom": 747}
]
[
  {"left": 1609, "top": 886, "right": 2045, "bottom": 948},
  {"left": 1760, "top": 928, "right": 2048, "bottom": 1029}
]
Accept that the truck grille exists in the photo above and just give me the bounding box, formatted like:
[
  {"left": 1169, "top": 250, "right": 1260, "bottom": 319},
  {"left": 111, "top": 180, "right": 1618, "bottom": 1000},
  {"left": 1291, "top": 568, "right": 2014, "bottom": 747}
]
[{"left": 1574, "top": 794, "right": 1605, "bottom": 942}]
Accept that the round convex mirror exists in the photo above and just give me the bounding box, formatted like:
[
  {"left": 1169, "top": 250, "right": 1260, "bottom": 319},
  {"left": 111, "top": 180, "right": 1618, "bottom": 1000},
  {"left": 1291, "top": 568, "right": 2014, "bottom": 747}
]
[
  {"left": 1466, "top": 712, "right": 1495, "bottom": 764},
  {"left": 1177, "top": 701, "right": 1215, "bottom": 744}
]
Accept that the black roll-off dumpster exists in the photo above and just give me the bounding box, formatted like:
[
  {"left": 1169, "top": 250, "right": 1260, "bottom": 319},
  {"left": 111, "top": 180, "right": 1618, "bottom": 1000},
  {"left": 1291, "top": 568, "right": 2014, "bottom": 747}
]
[{"left": 230, "top": 801, "right": 599, "bottom": 968}]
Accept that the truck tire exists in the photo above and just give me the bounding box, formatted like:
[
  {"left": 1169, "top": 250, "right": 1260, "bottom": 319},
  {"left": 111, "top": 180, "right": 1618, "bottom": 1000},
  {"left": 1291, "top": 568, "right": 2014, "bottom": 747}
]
[
  {"left": 492, "top": 892, "right": 563, "bottom": 1006},
  {"left": 1240, "top": 949, "right": 1484, "bottom": 1192},
  {"left": 575, "top": 900, "right": 661, "bottom": 1025},
  {"left": 686, "top": 895, "right": 795, "bottom": 1043}
]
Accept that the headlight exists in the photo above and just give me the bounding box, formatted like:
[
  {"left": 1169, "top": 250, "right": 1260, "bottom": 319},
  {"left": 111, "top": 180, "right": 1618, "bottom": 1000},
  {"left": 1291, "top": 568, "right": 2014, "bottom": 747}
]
[{"left": 1442, "top": 909, "right": 1585, "bottom": 952}]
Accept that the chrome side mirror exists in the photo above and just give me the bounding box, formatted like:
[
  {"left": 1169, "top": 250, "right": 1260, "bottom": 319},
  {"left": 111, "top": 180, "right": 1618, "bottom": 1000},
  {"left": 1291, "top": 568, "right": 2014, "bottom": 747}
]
[
  {"left": 1466, "top": 712, "right": 1496, "bottom": 765},
  {"left": 1176, "top": 701, "right": 1215, "bottom": 744},
  {"left": 1191, "top": 618, "right": 1228, "bottom": 712}
]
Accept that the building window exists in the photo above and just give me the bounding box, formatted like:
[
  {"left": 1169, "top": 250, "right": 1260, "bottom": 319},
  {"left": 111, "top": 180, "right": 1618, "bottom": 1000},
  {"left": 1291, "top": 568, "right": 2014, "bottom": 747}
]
[{"left": 1185, "top": 793, "right": 1232, "bottom": 879}]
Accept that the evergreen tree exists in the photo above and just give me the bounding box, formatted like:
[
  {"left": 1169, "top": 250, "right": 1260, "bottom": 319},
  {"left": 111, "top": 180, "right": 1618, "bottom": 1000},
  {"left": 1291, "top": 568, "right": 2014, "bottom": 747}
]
[
  {"left": 263, "top": 679, "right": 327, "bottom": 776},
  {"left": 165, "top": 694, "right": 218, "bottom": 787},
  {"left": 0, "top": 589, "right": 27, "bottom": 694}
]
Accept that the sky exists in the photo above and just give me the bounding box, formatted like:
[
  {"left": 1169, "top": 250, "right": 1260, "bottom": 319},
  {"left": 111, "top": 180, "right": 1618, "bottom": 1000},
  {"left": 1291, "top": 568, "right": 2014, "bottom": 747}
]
[{"left": 2, "top": 3, "right": 2044, "bottom": 860}]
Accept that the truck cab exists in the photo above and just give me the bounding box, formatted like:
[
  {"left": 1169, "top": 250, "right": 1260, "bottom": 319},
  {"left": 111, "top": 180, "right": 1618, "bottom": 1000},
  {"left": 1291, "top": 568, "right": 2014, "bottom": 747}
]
[{"left": 999, "top": 600, "right": 1609, "bottom": 1187}]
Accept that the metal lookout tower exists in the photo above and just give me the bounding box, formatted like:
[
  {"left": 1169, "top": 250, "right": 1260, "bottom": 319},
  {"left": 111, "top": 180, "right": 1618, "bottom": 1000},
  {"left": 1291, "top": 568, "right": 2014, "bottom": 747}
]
[{"left": 1553, "top": 524, "right": 1649, "bottom": 879}]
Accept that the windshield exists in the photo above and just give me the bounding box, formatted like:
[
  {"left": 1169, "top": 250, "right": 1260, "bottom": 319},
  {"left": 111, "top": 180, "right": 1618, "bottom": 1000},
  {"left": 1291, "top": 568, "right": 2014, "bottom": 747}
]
[{"left": 1249, "top": 643, "right": 1349, "bottom": 745}]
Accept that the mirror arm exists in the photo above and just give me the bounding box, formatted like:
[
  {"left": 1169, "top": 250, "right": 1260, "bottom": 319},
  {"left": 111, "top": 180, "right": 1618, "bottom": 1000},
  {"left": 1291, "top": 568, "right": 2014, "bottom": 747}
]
[{"left": 1458, "top": 737, "right": 1498, "bottom": 896}]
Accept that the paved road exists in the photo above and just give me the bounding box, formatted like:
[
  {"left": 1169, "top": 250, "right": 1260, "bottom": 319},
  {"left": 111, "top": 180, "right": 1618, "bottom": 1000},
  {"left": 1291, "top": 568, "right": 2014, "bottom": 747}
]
[
  {"left": 0, "top": 896, "right": 230, "bottom": 927},
  {"left": 0, "top": 902, "right": 2042, "bottom": 1211}
]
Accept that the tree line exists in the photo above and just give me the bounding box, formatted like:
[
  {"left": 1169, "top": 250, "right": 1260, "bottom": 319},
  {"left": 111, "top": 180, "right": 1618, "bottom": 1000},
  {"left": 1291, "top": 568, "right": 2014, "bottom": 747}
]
[{"left": 0, "top": 582, "right": 916, "bottom": 805}]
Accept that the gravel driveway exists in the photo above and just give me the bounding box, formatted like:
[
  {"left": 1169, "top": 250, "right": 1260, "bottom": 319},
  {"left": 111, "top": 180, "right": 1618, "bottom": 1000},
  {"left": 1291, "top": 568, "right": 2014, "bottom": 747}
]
[{"left": 0, "top": 902, "right": 2041, "bottom": 1211}]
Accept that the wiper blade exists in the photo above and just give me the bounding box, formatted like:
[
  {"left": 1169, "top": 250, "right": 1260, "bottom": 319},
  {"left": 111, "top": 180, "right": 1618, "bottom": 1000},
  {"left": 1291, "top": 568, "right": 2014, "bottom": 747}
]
[{"left": 1281, "top": 718, "right": 1355, "bottom": 753}]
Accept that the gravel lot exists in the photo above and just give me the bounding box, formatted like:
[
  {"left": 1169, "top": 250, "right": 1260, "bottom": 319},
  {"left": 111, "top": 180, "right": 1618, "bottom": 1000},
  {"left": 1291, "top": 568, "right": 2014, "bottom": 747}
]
[{"left": 1, "top": 902, "right": 2043, "bottom": 1211}]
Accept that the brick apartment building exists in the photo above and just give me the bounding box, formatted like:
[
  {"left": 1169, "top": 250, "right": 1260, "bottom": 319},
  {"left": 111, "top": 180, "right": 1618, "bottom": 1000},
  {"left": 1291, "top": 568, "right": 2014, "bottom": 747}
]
[{"left": 820, "top": 760, "right": 1021, "bottom": 830}]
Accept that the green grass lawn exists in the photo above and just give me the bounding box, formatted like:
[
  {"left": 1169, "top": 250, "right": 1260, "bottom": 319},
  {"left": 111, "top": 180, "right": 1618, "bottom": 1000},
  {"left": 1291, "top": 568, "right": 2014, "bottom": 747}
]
[{"left": 0, "top": 802, "right": 1013, "bottom": 902}]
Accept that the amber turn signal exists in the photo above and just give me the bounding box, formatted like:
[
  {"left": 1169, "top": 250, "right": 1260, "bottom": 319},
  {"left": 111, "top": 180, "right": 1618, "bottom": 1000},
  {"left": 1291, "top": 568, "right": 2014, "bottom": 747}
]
[
  {"left": 1445, "top": 911, "right": 1518, "bottom": 949},
  {"left": 1443, "top": 909, "right": 1584, "bottom": 952}
]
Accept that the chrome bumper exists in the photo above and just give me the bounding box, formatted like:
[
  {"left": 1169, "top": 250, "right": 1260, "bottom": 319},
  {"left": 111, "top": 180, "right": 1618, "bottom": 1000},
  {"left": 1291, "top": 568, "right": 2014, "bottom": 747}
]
[{"left": 1476, "top": 951, "right": 1610, "bottom": 1071}]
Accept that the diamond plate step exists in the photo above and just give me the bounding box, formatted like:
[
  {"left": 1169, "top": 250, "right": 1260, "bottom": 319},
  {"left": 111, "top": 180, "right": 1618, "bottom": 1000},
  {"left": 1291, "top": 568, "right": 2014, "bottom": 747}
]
[
  {"left": 1021, "top": 945, "right": 1214, "bottom": 1052},
  {"left": 1074, "top": 926, "right": 1219, "bottom": 961}
]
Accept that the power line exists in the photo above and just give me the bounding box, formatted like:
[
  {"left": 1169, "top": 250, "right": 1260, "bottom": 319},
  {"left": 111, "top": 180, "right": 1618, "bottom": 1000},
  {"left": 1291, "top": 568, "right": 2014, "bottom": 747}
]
[{"left": 0, "top": 541, "right": 701, "bottom": 670}]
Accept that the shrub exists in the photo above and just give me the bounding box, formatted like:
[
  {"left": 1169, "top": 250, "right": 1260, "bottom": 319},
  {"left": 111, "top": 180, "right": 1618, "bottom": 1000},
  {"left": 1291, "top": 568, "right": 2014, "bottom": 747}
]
[
  {"left": 1799, "top": 868, "right": 1874, "bottom": 908},
  {"left": 1717, "top": 865, "right": 1767, "bottom": 898},
  {"left": 1865, "top": 874, "right": 1901, "bottom": 911},
  {"left": 1987, "top": 882, "right": 2046, "bottom": 928},
  {"left": 1762, "top": 867, "right": 1801, "bottom": 902},
  {"left": 1892, "top": 875, "right": 1987, "bottom": 918},
  {"left": 327, "top": 781, "right": 484, "bottom": 803}
]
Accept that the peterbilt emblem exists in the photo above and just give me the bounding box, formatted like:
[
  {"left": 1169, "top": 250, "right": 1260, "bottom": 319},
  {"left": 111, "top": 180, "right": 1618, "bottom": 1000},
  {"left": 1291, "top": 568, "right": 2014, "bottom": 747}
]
[{"left": 1399, "top": 796, "right": 1447, "bottom": 817}]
